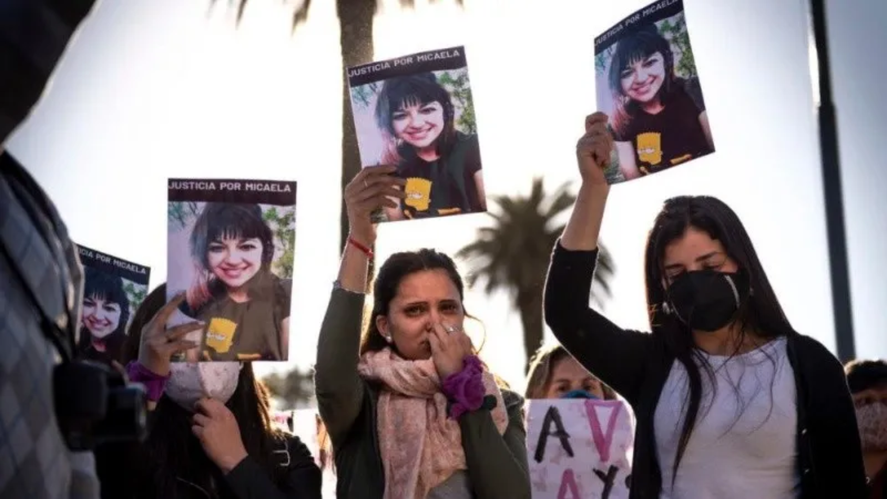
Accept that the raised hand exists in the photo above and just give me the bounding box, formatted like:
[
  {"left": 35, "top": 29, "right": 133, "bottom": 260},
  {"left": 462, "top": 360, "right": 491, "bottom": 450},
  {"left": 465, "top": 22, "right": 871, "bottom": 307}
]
[
  {"left": 575, "top": 112, "right": 614, "bottom": 186},
  {"left": 137, "top": 293, "right": 202, "bottom": 376},
  {"left": 344, "top": 165, "right": 407, "bottom": 246}
]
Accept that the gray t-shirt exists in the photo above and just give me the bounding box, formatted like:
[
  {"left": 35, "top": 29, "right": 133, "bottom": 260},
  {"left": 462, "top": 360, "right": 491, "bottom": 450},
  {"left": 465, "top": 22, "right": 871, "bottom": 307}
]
[
  {"left": 427, "top": 470, "right": 473, "bottom": 499},
  {"left": 654, "top": 337, "right": 799, "bottom": 498}
]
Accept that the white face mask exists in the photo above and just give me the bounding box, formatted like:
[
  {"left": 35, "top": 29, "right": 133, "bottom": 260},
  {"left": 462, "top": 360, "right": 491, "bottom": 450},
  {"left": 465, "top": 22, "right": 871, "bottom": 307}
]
[{"left": 165, "top": 362, "right": 243, "bottom": 411}]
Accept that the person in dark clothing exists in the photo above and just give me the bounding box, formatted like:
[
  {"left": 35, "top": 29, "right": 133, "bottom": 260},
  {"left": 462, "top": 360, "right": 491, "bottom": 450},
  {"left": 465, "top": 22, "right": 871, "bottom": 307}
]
[
  {"left": 77, "top": 266, "right": 130, "bottom": 364},
  {"left": 95, "top": 284, "right": 321, "bottom": 499},
  {"left": 845, "top": 359, "right": 887, "bottom": 499},
  {"left": 374, "top": 72, "right": 486, "bottom": 220},
  {"left": 1, "top": 0, "right": 105, "bottom": 497},
  {"left": 542, "top": 112, "right": 867, "bottom": 499},
  {"left": 608, "top": 24, "right": 714, "bottom": 179}
]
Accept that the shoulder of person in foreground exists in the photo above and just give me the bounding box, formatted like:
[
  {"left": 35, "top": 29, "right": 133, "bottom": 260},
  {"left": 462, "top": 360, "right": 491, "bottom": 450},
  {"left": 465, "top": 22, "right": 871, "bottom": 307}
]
[{"left": 790, "top": 333, "right": 868, "bottom": 496}]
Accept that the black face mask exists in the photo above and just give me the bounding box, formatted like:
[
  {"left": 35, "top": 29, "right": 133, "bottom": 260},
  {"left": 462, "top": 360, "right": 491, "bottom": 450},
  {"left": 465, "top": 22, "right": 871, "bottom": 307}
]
[{"left": 665, "top": 269, "right": 750, "bottom": 332}]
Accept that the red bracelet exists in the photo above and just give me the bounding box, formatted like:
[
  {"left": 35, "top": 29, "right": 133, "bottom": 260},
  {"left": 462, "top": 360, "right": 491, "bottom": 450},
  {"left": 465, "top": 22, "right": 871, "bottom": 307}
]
[{"left": 348, "top": 237, "right": 374, "bottom": 258}]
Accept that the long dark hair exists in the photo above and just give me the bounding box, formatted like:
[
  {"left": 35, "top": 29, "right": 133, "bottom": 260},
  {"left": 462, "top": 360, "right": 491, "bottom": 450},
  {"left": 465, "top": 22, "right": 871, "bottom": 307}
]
[
  {"left": 374, "top": 72, "right": 457, "bottom": 164},
  {"left": 187, "top": 203, "right": 275, "bottom": 311},
  {"left": 643, "top": 195, "right": 796, "bottom": 481},
  {"left": 78, "top": 266, "right": 130, "bottom": 364},
  {"left": 124, "top": 284, "right": 287, "bottom": 497},
  {"left": 608, "top": 24, "right": 676, "bottom": 137}
]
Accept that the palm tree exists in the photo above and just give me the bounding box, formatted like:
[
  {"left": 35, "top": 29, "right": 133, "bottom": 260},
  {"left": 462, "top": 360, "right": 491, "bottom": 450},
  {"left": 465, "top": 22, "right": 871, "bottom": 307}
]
[
  {"left": 457, "top": 177, "right": 615, "bottom": 372},
  {"left": 218, "top": 0, "right": 464, "bottom": 279}
]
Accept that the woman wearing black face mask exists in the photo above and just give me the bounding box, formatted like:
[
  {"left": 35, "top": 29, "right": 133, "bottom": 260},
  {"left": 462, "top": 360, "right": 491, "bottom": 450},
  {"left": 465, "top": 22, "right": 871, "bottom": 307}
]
[{"left": 543, "top": 112, "right": 867, "bottom": 499}]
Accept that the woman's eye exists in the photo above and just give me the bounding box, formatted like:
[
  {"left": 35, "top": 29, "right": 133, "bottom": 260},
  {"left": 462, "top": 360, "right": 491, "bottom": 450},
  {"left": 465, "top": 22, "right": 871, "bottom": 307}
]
[
  {"left": 405, "top": 307, "right": 422, "bottom": 316},
  {"left": 240, "top": 243, "right": 257, "bottom": 251},
  {"left": 392, "top": 113, "right": 407, "bottom": 121}
]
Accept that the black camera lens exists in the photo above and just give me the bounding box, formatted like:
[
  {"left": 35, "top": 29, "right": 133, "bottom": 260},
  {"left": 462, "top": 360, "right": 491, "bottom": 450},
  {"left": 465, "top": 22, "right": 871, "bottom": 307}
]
[{"left": 54, "top": 360, "right": 148, "bottom": 451}]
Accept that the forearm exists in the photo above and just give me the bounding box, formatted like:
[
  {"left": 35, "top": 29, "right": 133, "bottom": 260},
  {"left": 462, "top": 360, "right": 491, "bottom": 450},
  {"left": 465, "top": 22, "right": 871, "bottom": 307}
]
[
  {"left": 560, "top": 182, "right": 608, "bottom": 251},
  {"left": 314, "top": 284, "right": 367, "bottom": 441},
  {"left": 460, "top": 412, "right": 530, "bottom": 499}
]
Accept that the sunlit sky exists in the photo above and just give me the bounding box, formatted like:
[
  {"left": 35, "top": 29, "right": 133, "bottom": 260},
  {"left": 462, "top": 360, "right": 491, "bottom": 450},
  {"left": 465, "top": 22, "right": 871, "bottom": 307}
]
[{"left": 8, "top": 0, "right": 885, "bottom": 396}]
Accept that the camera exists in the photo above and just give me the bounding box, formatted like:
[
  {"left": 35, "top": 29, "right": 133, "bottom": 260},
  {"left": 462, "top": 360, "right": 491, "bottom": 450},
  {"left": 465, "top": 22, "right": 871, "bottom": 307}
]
[
  {"left": 53, "top": 360, "right": 148, "bottom": 451},
  {"left": 1, "top": 151, "right": 149, "bottom": 452}
]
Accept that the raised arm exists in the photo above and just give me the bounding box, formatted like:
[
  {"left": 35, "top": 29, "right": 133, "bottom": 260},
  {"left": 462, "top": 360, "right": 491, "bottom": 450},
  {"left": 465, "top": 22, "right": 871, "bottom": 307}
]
[
  {"left": 314, "top": 166, "right": 406, "bottom": 444},
  {"left": 544, "top": 113, "right": 653, "bottom": 405}
]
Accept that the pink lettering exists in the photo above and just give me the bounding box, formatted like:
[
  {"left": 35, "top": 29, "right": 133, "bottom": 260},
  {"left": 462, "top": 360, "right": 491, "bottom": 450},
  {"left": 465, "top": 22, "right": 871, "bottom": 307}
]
[
  {"left": 557, "top": 468, "right": 581, "bottom": 499},
  {"left": 584, "top": 399, "right": 623, "bottom": 463}
]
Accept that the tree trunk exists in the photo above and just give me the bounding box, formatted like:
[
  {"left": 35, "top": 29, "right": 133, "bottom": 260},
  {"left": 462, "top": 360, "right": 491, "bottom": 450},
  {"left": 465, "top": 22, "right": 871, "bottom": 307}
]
[
  {"left": 517, "top": 288, "right": 544, "bottom": 374},
  {"left": 337, "top": 0, "right": 377, "bottom": 281}
]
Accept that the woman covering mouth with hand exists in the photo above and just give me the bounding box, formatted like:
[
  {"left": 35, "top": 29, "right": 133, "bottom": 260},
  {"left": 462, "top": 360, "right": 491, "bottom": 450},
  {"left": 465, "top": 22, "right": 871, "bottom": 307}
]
[{"left": 177, "top": 202, "right": 291, "bottom": 362}]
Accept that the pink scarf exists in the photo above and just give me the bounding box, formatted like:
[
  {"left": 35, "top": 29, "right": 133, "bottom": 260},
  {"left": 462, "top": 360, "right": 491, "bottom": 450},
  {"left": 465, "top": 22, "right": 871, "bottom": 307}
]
[{"left": 358, "top": 348, "right": 509, "bottom": 499}]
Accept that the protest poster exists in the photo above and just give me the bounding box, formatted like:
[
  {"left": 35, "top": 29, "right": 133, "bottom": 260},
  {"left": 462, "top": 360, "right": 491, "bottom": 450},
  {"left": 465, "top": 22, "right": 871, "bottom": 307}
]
[
  {"left": 76, "top": 244, "right": 150, "bottom": 364},
  {"left": 167, "top": 178, "right": 296, "bottom": 362},
  {"left": 347, "top": 46, "right": 487, "bottom": 222},
  {"left": 595, "top": 0, "right": 714, "bottom": 184},
  {"left": 527, "top": 399, "right": 634, "bottom": 499}
]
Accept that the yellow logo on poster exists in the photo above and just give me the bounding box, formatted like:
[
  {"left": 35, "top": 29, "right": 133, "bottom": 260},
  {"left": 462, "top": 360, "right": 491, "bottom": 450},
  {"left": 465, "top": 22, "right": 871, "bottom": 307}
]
[
  {"left": 404, "top": 177, "right": 432, "bottom": 212},
  {"left": 636, "top": 132, "right": 662, "bottom": 165},
  {"left": 205, "top": 317, "right": 237, "bottom": 354}
]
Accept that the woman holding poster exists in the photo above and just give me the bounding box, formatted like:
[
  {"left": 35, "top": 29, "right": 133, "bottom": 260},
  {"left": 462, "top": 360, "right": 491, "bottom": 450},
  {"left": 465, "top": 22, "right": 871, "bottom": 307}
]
[
  {"left": 542, "top": 112, "right": 867, "bottom": 498},
  {"left": 78, "top": 266, "right": 130, "bottom": 364},
  {"left": 374, "top": 72, "right": 486, "bottom": 221},
  {"left": 180, "top": 202, "right": 291, "bottom": 362},
  {"left": 93, "top": 285, "right": 322, "bottom": 498},
  {"left": 607, "top": 24, "right": 714, "bottom": 180},
  {"left": 315, "top": 166, "right": 530, "bottom": 499}
]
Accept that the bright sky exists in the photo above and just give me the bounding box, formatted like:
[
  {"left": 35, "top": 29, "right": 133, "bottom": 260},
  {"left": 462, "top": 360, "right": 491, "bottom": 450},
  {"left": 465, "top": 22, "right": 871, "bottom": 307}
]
[{"left": 8, "top": 0, "right": 885, "bottom": 397}]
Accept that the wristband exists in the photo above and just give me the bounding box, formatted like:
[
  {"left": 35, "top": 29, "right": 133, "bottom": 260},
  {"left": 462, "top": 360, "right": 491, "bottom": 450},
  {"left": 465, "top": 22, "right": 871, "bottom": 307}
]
[
  {"left": 126, "top": 361, "right": 170, "bottom": 402},
  {"left": 441, "top": 355, "right": 486, "bottom": 419},
  {"left": 347, "top": 237, "right": 374, "bottom": 258}
]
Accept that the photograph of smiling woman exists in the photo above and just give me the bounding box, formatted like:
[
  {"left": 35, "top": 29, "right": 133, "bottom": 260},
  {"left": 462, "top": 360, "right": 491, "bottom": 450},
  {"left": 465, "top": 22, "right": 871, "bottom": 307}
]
[
  {"left": 594, "top": 1, "right": 715, "bottom": 183},
  {"left": 180, "top": 202, "right": 292, "bottom": 362},
  {"left": 373, "top": 72, "right": 485, "bottom": 221},
  {"left": 78, "top": 266, "right": 130, "bottom": 364}
]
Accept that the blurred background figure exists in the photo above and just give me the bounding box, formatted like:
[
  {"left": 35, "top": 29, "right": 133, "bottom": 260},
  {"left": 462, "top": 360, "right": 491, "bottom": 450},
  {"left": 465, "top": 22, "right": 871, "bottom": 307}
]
[
  {"left": 845, "top": 359, "right": 887, "bottom": 498},
  {"left": 1, "top": 1, "right": 106, "bottom": 498}
]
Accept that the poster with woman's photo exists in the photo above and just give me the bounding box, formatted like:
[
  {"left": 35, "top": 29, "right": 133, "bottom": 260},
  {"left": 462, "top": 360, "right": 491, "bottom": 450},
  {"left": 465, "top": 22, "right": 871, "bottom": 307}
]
[
  {"left": 347, "top": 46, "right": 487, "bottom": 222},
  {"left": 595, "top": 0, "right": 714, "bottom": 184},
  {"left": 76, "top": 245, "right": 151, "bottom": 365},
  {"left": 167, "top": 179, "right": 297, "bottom": 362}
]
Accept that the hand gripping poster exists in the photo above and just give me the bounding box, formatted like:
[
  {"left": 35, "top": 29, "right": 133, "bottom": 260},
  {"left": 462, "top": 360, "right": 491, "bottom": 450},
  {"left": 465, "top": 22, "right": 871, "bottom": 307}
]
[
  {"left": 527, "top": 399, "right": 634, "bottom": 499},
  {"left": 167, "top": 179, "right": 296, "bottom": 362},
  {"left": 347, "top": 46, "right": 487, "bottom": 222},
  {"left": 76, "top": 245, "right": 151, "bottom": 365},
  {"left": 595, "top": 0, "right": 714, "bottom": 184}
]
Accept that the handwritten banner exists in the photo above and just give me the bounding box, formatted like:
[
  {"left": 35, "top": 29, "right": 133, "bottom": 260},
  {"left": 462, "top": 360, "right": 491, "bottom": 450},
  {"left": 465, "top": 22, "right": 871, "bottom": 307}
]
[{"left": 527, "top": 399, "right": 634, "bottom": 499}]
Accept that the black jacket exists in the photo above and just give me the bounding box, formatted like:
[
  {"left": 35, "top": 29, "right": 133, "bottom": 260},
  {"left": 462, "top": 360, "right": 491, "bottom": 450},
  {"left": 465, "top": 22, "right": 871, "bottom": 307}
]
[
  {"left": 95, "top": 406, "right": 322, "bottom": 499},
  {"left": 544, "top": 242, "right": 868, "bottom": 499}
]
